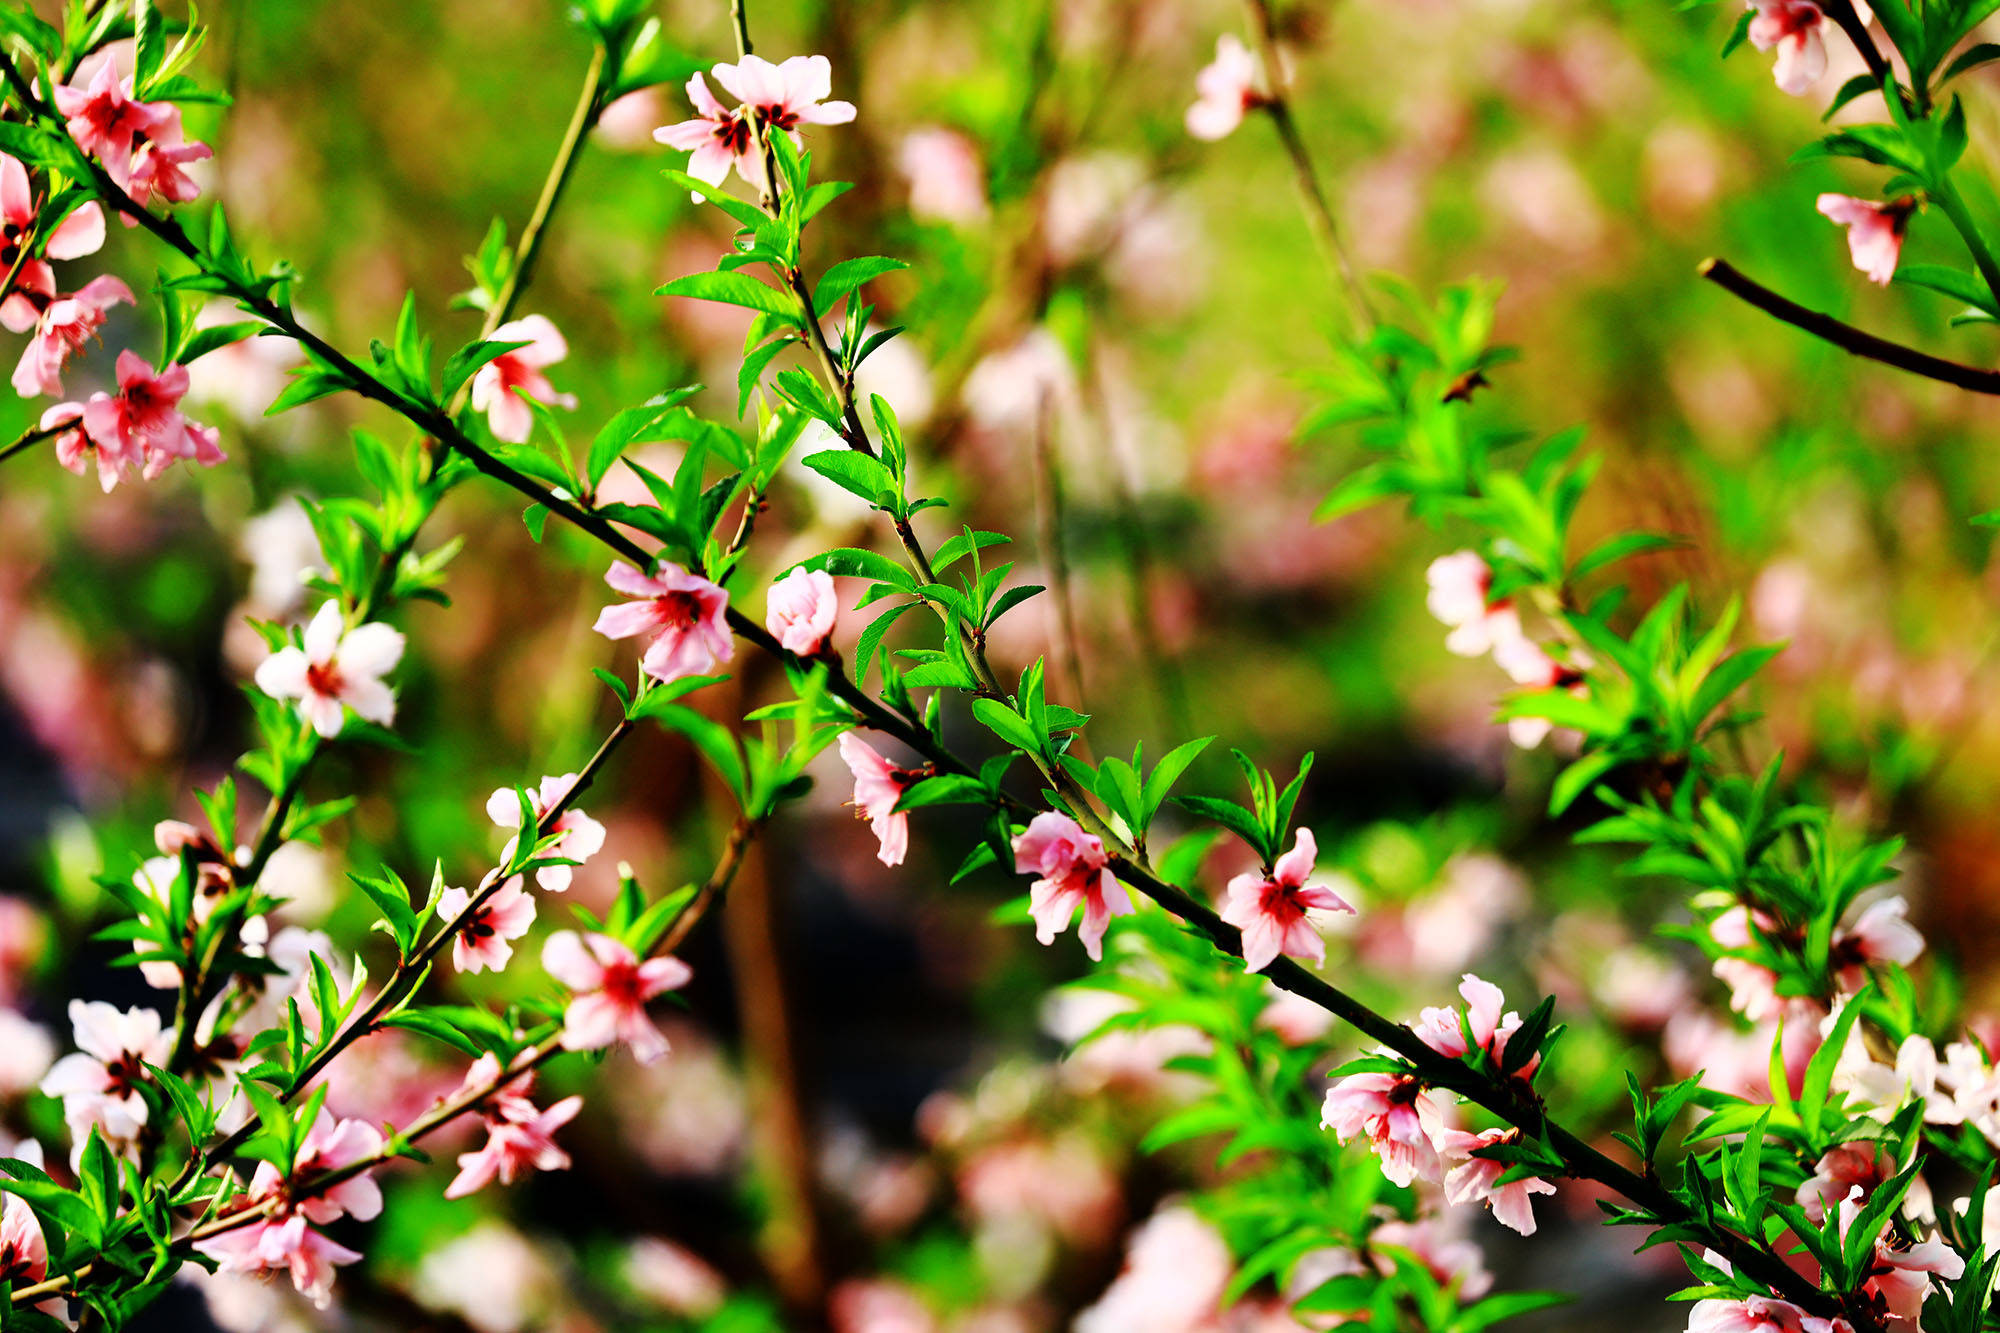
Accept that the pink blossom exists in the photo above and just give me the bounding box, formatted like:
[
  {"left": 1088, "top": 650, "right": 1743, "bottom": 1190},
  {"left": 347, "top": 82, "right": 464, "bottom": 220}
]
[
  {"left": 1414, "top": 973, "right": 1530, "bottom": 1072},
  {"left": 445, "top": 1079, "right": 583, "bottom": 1199},
  {"left": 1687, "top": 1294, "right": 1812, "bottom": 1333},
  {"left": 1837, "top": 1187, "right": 1964, "bottom": 1328},
  {"left": 484, "top": 772, "right": 607, "bottom": 892},
  {"left": 1435, "top": 1126, "right": 1557, "bottom": 1234},
  {"left": 1796, "top": 1142, "right": 1896, "bottom": 1224},
  {"left": 438, "top": 880, "right": 536, "bottom": 974},
  {"left": 654, "top": 73, "right": 755, "bottom": 187},
  {"left": 254, "top": 600, "right": 405, "bottom": 738},
  {"left": 1818, "top": 194, "right": 1914, "bottom": 286},
  {"left": 77, "top": 350, "right": 221, "bottom": 480},
  {"left": 39, "top": 1000, "right": 171, "bottom": 1149},
  {"left": 1831, "top": 896, "right": 1924, "bottom": 991},
  {"left": 766, "top": 566, "right": 838, "bottom": 657},
  {"left": 838, "top": 732, "right": 912, "bottom": 866},
  {"left": 195, "top": 1211, "right": 361, "bottom": 1310},
  {"left": 285, "top": 1108, "right": 385, "bottom": 1225},
  {"left": 542, "top": 930, "right": 692, "bottom": 1064},
  {"left": 1218, "top": 827, "right": 1354, "bottom": 972},
  {"left": 712, "top": 55, "right": 857, "bottom": 136},
  {"left": 1425, "top": 551, "right": 1519, "bottom": 657},
  {"left": 52, "top": 60, "right": 178, "bottom": 181},
  {"left": 45, "top": 402, "right": 118, "bottom": 490},
  {"left": 0, "top": 150, "right": 106, "bottom": 328},
  {"left": 1367, "top": 1218, "right": 1492, "bottom": 1300},
  {"left": 1186, "top": 34, "right": 1261, "bottom": 141},
  {"left": 123, "top": 131, "right": 211, "bottom": 209},
  {"left": 1012, "top": 811, "right": 1133, "bottom": 962},
  {"left": 897, "top": 128, "right": 988, "bottom": 224},
  {"left": 592, "top": 559, "right": 734, "bottom": 683},
  {"left": 10, "top": 275, "right": 134, "bottom": 399},
  {"left": 1748, "top": 1, "right": 1828, "bottom": 95},
  {"left": 470, "top": 314, "right": 575, "bottom": 443},
  {"left": 1321, "top": 1069, "right": 1445, "bottom": 1187},
  {"left": 0, "top": 1192, "right": 62, "bottom": 1321}
]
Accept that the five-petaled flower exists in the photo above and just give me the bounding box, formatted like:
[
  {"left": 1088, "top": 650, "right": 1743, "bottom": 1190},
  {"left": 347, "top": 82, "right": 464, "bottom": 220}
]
[
  {"left": 485, "top": 772, "right": 607, "bottom": 892},
  {"left": 0, "top": 1192, "right": 63, "bottom": 1321},
  {"left": 1218, "top": 827, "right": 1353, "bottom": 973},
  {"left": 837, "top": 732, "right": 912, "bottom": 867},
  {"left": 1747, "top": 0, "right": 1828, "bottom": 96},
  {"left": 1435, "top": 1125, "right": 1558, "bottom": 1235},
  {"left": 195, "top": 1211, "right": 362, "bottom": 1310},
  {"left": 444, "top": 1052, "right": 584, "bottom": 1198},
  {"left": 438, "top": 880, "right": 537, "bottom": 974},
  {"left": 1414, "top": 973, "right": 1532, "bottom": 1073},
  {"left": 1321, "top": 1069, "right": 1444, "bottom": 1187},
  {"left": 0, "top": 149, "right": 107, "bottom": 327},
  {"left": 53, "top": 60, "right": 179, "bottom": 184},
  {"left": 766, "top": 566, "right": 838, "bottom": 657},
  {"left": 254, "top": 599, "right": 406, "bottom": 738},
  {"left": 543, "top": 930, "right": 692, "bottom": 1064},
  {"left": 1818, "top": 194, "right": 1916, "bottom": 286},
  {"left": 39, "top": 1000, "right": 171, "bottom": 1150},
  {"left": 1185, "top": 34, "right": 1262, "bottom": 141},
  {"left": 77, "top": 351, "right": 222, "bottom": 481},
  {"left": 10, "top": 275, "right": 134, "bottom": 401},
  {"left": 1830, "top": 895, "right": 1924, "bottom": 993},
  {"left": 593, "top": 559, "right": 734, "bottom": 683},
  {"left": 714, "top": 54, "right": 856, "bottom": 137},
  {"left": 1013, "top": 811, "right": 1133, "bottom": 962},
  {"left": 654, "top": 73, "right": 755, "bottom": 188},
  {"left": 470, "top": 314, "right": 576, "bottom": 443}
]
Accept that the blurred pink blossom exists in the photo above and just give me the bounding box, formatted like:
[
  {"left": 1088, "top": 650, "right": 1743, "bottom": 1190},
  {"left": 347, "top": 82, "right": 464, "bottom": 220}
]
[
  {"left": 1748, "top": 1, "right": 1828, "bottom": 96},
  {"left": 471, "top": 314, "right": 575, "bottom": 443},
  {"left": 898, "top": 127, "right": 988, "bottom": 223},
  {"left": 1185, "top": 35, "right": 1261, "bottom": 141},
  {"left": 486, "top": 772, "right": 606, "bottom": 892},
  {"left": 1817, "top": 194, "right": 1913, "bottom": 285}
]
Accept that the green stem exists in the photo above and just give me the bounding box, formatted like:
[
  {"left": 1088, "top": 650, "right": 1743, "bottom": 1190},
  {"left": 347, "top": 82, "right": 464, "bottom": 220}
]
[{"left": 1930, "top": 174, "right": 2000, "bottom": 313}]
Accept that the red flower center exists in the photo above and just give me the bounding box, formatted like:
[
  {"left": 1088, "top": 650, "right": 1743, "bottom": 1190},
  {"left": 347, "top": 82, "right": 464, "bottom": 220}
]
[
  {"left": 305, "top": 659, "right": 345, "bottom": 698},
  {"left": 654, "top": 590, "right": 705, "bottom": 630}
]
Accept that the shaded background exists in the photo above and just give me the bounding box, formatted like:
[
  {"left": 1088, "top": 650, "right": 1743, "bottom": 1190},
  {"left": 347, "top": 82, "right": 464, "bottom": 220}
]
[{"left": 2, "top": 0, "right": 1998, "bottom": 1328}]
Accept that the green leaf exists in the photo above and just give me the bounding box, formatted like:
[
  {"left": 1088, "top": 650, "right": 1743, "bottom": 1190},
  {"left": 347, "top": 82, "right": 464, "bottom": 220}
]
[
  {"left": 813, "top": 256, "right": 908, "bottom": 311},
  {"left": 656, "top": 270, "right": 802, "bottom": 321},
  {"left": 800, "top": 448, "right": 895, "bottom": 507},
  {"left": 970, "top": 698, "right": 1044, "bottom": 757},
  {"left": 791, "top": 547, "right": 913, "bottom": 590}
]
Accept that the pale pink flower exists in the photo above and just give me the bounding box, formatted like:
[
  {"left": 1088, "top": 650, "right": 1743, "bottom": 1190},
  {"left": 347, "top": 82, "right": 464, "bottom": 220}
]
[
  {"left": 1321, "top": 1069, "right": 1445, "bottom": 1186},
  {"left": 285, "top": 1108, "right": 385, "bottom": 1225},
  {"left": 1186, "top": 34, "right": 1261, "bottom": 141},
  {"left": 624, "top": 1237, "right": 727, "bottom": 1317},
  {"left": 52, "top": 59, "right": 178, "bottom": 181},
  {"left": 1838, "top": 1188, "right": 1964, "bottom": 1328},
  {"left": 542, "top": 930, "right": 692, "bottom": 1064},
  {"left": 195, "top": 1211, "right": 361, "bottom": 1309},
  {"left": 1218, "top": 827, "right": 1354, "bottom": 972},
  {"left": 897, "top": 128, "right": 988, "bottom": 223},
  {"left": 438, "top": 880, "right": 536, "bottom": 974},
  {"left": 1831, "top": 896, "right": 1924, "bottom": 991},
  {"left": 0, "top": 1192, "right": 64, "bottom": 1321},
  {"left": 831, "top": 1278, "right": 939, "bottom": 1333},
  {"left": 1435, "top": 1125, "right": 1558, "bottom": 1234},
  {"left": 1748, "top": 1, "right": 1828, "bottom": 95},
  {"left": 766, "top": 566, "right": 838, "bottom": 656},
  {"left": 1013, "top": 811, "right": 1133, "bottom": 962},
  {"left": 10, "top": 275, "right": 134, "bottom": 398},
  {"left": 1794, "top": 1141, "right": 1930, "bottom": 1224},
  {"left": 470, "top": 314, "right": 575, "bottom": 443},
  {"left": 838, "top": 732, "right": 912, "bottom": 866},
  {"left": 712, "top": 55, "right": 857, "bottom": 136},
  {"left": 1818, "top": 194, "right": 1914, "bottom": 286},
  {"left": 654, "top": 73, "right": 755, "bottom": 187},
  {"left": 1425, "top": 551, "right": 1518, "bottom": 657},
  {"left": 1415, "top": 973, "right": 1530, "bottom": 1071},
  {"left": 39, "top": 1000, "right": 171, "bottom": 1148},
  {"left": 1687, "top": 1294, "right": 1812, "bottom": 1333},
  {"left": 253, "top": 599, "right": 405, "bottom": 738},
  {"left": 484, "top": 772, "right": 607, "bottom": 892},
  {"left": 1367, "top": 1218, "right": 1492, "bottom": 1300},
  {"left": 446, "top": 1088, "right": 583, "bottom": 1198},
  {"left": 592, "top": 559, "right": 734, "bottom": 683}
]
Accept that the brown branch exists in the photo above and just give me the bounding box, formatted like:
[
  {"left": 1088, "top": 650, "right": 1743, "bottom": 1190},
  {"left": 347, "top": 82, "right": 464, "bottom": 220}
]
[{"left": 1699, "top": 257, "right": 2000, "bottom": 395}]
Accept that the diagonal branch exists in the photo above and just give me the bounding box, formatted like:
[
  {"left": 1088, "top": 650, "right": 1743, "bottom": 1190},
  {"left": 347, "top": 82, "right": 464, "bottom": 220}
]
[{"left": 1700, "top": 257, "right": 2000, "bottom": 396}]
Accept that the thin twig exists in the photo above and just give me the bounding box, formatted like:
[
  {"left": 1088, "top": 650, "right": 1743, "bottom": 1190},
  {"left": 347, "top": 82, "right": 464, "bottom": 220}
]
[{"left": 1699, "top": 257, "right": 2000, "bottom": 395}]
